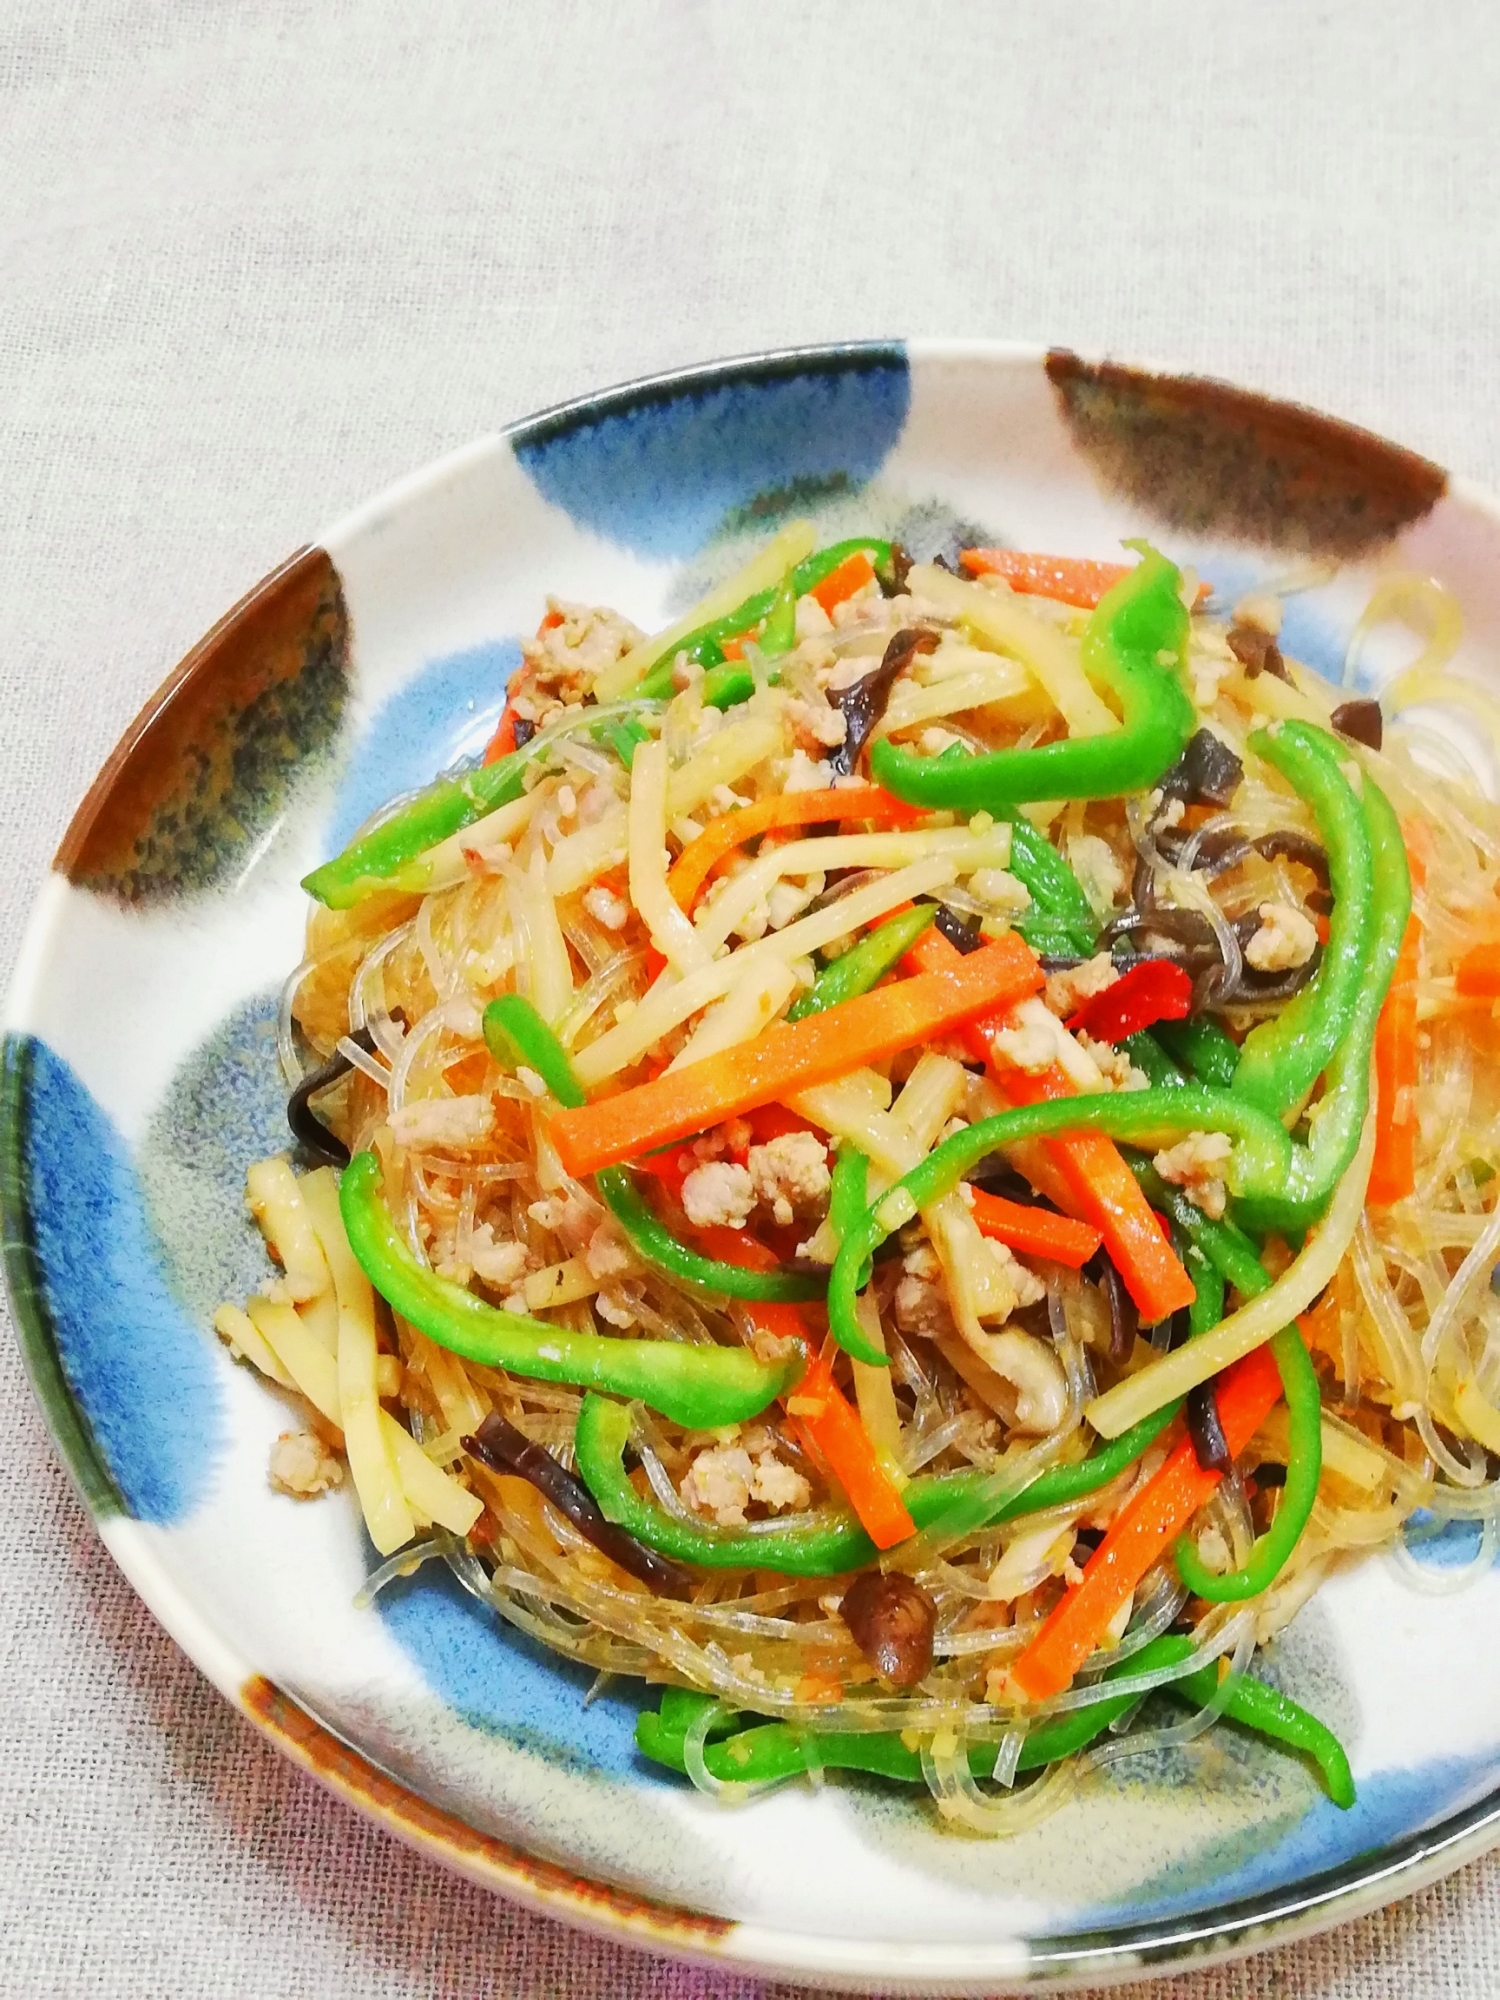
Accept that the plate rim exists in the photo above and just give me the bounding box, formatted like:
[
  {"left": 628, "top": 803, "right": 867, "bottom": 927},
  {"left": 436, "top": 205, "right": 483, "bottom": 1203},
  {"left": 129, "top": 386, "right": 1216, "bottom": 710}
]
[{"left": 5, "top": 334, "right": 1499, "bottom": 1992}]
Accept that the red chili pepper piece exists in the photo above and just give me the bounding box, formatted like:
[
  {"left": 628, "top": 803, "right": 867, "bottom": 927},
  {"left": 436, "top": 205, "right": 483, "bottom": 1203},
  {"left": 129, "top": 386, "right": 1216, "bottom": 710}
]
[{"left": 1067, "top": 960, "right": 1192, "bottom": 1044}]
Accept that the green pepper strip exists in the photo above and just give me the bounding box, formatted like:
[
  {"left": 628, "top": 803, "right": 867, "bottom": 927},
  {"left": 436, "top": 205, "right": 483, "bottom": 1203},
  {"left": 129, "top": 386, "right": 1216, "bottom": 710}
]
[
  {"left": 636, "top": 1633, "right": 1354, "bottom": 1804},
  {"left": 822, "top": 1142, "right": 882, "bottom": 1362},
  {"left": 337, "top": 1153, "right": 798, "bottom": 1427},
  {"left": 1153, "top": 1017, "right": 1240, "bottom": 1089},
  {"left": 606, "top": 715, "right": 652, "bottom": 769},
  {"left": 1174, "top": 1653, "right": 1355, "bottom": 1806},
  {"left": 574, "top": 1390, "right": 1178, "bottom": 1576},
  {"left": 828, "top": 1139, "right": 872, "bottom": 1290},
  {"left": 1234, "top": 768, "right": 1410, "bottom": 1238},
  {"left": 302, "top": 698, "right": 663, "bottom": 909},
  {"left": 1231, "top": 725, "right": 1376, "bottom": 1120},
  {"left": 826, "top": 1087, "right": 1294, "bottom": 1365},
  {"left": 1121, "top": 1031, "right": 1188, "bottom": 1091},
  {"left": 1187, "top": 1247, "right": 1226, "bottom": 1339},
  {"left": 1006, "top": 816, "right": 1100, "bottom": 957},
  {"left": 757, "top": 569, "right": 798, "bottom": 660},
  {"left": 786, "top": 905, "right": 935, "bottom": 1024},
  {"left": 481, "top": 995, "right": 822, "bottom": 1304},
  {"left": 1164, "top": 1217, "right": 1323, "bottom": 1602},
  {"left": 869, "top": 546, "right": 1194, "bottom": 814},
  {"left": 631, "top": 538, "right": 895, "bottom": 704}
]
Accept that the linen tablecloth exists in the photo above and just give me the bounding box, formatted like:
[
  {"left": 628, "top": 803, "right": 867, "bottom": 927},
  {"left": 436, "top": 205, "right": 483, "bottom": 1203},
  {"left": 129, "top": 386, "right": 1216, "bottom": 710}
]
[{"left": 5, "top": 4, "right": 1500, "bottom": 1992}]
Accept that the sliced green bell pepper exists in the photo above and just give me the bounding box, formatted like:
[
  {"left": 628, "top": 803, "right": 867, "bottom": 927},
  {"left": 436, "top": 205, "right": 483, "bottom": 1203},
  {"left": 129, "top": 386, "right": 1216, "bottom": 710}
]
[
  {"left": 302, "top": 698, "right": 662, "bottom": 909},
  {"left": 1233, "top": 766, "right": 1410, "bottom": 1238},
  {"left": 1154, "top": 1017, "right": 1240, "bottom": 1089},
  {"left": 636, "top": 1631, "right": 1354, "bottom": 1804},
  {"left": 1007, "top": 816, "right": 1101, "bottom": 957},
  {"left": 1231, "top": 724, "right": 1375, "bottom": 1120},
  {"left": 786, "top": 904, "right": 935, "bottom": 1024},
  {"left": 574, "top": 1390, "right": 1179, "bottom": 1576},
  {"left": 338, "top": 1152, "right": 799, "bottom": 1426},
  {"left": 869, "top": 546, "right": 1195, "bottom": 814},
  {"left": 631, "top": 538, "right": 895, "bottom": 703}
]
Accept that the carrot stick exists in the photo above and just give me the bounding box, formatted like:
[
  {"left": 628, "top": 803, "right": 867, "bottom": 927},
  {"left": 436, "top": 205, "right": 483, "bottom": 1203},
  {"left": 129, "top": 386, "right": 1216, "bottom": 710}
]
[
  {"left": 1009, "top": 1342, "right": 1284, "bottom": 1702},
  {"left": 904, "top": 929, "right": 1196, "bottom": 1322},
  {"left": 550, "top": 936, "right": 1044, "bottom": 1177},
  {"left": 960, "top": 549, "right": 1213, "bottom": 611},
  {"left": 810, "top": 550, "right": 877, "bottom": 615},
  {"left": 786, "top": 1339, "right": 915, "bottom": 1549},
  {"left": 967, "top": 1187, "right": 1102, "bottom": 1269},
  {"left": 713, "top": 1235, "right": 914, "bottom": 1550},
  {"left": 1368, "top": 859, "right": 1423, "bottom": 1204},
  {"left": 995, "top": 1066, "right": 1196, "bottom": 1321},
  {"left": 667, "top": 785, "right": 920, "bottom": 913}
]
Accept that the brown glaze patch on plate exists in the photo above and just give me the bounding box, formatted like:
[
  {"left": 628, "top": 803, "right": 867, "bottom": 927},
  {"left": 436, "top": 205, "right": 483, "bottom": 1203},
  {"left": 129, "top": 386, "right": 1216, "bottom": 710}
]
[
  {"left": 56, "top": 546, "right": 349, "bottom": 906},
  {"left": 1046, "top": 350, "right": 1447, "bottom": 557},
  {"left": 240, "top": 1675, "right": 733, "bottom": 1948}
]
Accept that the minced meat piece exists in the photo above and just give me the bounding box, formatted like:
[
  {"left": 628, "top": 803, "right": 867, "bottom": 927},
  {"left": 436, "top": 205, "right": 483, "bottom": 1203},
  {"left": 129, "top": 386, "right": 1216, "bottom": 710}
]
[
  {"left": 680, "top": 1442, "right": 811, "bottom": 1526},
  {"left": 787, "top": 697, "right": 847, "bottom": 750},
  {"left": 1245, "top": 901, "right": 1319, "bottom": 972},
  {"left": 680, "top": 1159, "right": 756, "bottom": 1229},
  {"left": 747, "top": 1131, "right": 831, "bottom": 1228},
  {"left": 268, "top": 1430, "right": 345, "bottom": 1498},
  {"left": 513, "top": 600, "right": 644, "bottom": 719},
  {"left": 467, "top": 1226, "right": 530, "bottom": 1288},
  {"left": 1076, "top": 1032, "right": 1150, "bottom": 1091},
  {"left": 582, "top": 884, "right": 630, "bottom": 930},
  {"left": 1068, "top": 834, "right": 1126, "bottom": 917},
  {"left": 1044, "top": 952, "right": 1119, "bottom": 1018},
  {"left": 1153, "top": 1131, "right": 1234, "bottom": 1220}
]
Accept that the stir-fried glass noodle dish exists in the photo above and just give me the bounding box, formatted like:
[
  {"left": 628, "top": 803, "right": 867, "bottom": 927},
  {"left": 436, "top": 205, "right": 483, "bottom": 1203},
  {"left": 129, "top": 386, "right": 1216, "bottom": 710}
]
[{"left": 219, "top": 521, "right": 1500, "bottom": 1832}]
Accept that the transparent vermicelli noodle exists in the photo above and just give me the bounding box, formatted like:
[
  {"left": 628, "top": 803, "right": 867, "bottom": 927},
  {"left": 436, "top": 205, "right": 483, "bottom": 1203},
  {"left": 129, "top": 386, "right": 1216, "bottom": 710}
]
[{"left": 218, "top": 529, "right": 1500, "bottom": 1828}]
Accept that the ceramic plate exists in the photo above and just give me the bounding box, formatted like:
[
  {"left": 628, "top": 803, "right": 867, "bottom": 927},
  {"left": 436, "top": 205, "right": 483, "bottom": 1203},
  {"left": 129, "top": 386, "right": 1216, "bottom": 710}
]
[{"left": 8, "top": 341, "right": 1500, "bottom": 1995}]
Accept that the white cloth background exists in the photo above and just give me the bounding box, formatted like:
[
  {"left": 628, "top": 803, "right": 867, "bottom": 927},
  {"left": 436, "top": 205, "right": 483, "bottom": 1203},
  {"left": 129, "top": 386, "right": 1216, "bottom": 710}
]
[{"left": 4, "top": 3, "right": 1500, "bottom": 1993}]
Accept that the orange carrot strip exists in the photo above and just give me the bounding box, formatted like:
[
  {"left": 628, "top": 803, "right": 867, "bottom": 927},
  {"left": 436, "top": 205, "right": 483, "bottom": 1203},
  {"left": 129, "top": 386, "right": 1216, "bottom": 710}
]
[
  {"left": 550, "top": 936, "right": 1044, "bottom": 1177},
  {"left": 667, "top": 785, "right": 920, "bottom": 913},
  {"left": 960, "top": 549, "right": 1133, "bottom": 608},
  {"left": 1456, "top": 941, "right": 1500, "bottom": 1001},
  {"left": 904, "top": 929, "right": 1196, "bottom": 1322},
  {"left": 1369, "top": 855, "right": 1424, "bottom": 1204},
  {"left": 702, "top": 1233, "right": 914, "bottom": 1550},
  {"left": 961, "top": 549, "right": 1213, "bottom": 611},
  {"left": 1009, "top": 1342, "right": 1285, "bottom": 1702},
  {"left": 997, "top": 1067, "right": 1196, "bottom": 1321},
  {"left": 967, "top": 1187, "right": 1102, "bottom": 1269},
  {"left": 810, "top": 550, "right": 877, "bottom": 615},
  {"left": 786, "top": 1340, "right": 915, "bottom": 1550}
]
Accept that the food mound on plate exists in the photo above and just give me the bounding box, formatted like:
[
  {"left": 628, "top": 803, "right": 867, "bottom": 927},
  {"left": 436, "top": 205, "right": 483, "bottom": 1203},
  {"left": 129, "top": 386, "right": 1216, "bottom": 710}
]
[{"left": 216, "top": 521, "right": 1500, "bottom": 1830}]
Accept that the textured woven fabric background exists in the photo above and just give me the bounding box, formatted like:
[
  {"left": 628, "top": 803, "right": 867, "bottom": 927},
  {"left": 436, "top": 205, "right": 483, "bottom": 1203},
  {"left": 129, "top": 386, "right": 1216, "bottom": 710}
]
[{"left": 5, "top": 3, "right": 1500, "bottom": 1993}]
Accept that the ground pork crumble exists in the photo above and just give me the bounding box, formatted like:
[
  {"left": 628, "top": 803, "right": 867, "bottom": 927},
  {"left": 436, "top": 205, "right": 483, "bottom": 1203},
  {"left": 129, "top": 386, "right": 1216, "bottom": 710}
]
[
  {"left": 1245, "top": 900, "right": 1319, "bottom": 971},
  {"left": 1153, "top": 1130, "right": 1234, "bottom": 1219},
  {"left": 680, "top": 1436, "right": 812, "bottom": 1526},
  {"left": 511, "top": 600, "right": 643, "bottom": 721},
  {"left": 747, "top": 1131, "right": 831, "bottom": 1227},
  {"left": 268, "top": 1430, "right": 345, "bottom": 1498},
  {"left": 1043, "top": 952, "right": 1119, "bottom": 1018}
]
